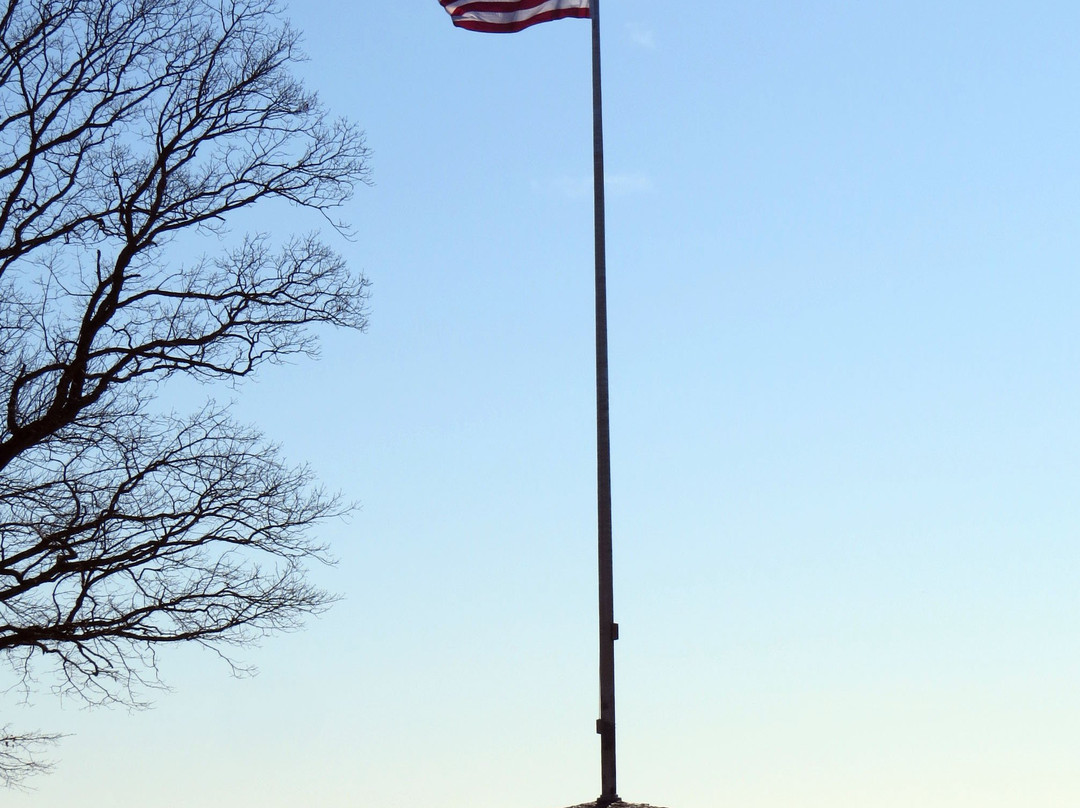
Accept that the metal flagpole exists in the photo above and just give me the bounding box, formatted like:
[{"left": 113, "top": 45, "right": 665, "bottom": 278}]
[{"left": 590, "top": 1, "right": 618, "bottom": 805}]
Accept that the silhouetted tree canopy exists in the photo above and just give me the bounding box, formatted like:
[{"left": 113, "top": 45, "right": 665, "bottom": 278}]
[{"left": 0, "top": 0, "right": 370, "bottom": 786}]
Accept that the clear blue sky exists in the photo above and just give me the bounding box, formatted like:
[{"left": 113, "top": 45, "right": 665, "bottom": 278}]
[{"left": 11, "top": 2, "right": 1080, "bottom": 806}]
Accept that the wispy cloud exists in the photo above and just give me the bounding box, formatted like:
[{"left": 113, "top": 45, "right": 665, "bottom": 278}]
[
  {"left": 626, "top": 23, "right": 656, "bottom": 49},
  {"left": 532, "top": 172, "right": 654, "bottom": 199},
  {"left": 606, "top": 172, "right": 654, "bottom": 195}
]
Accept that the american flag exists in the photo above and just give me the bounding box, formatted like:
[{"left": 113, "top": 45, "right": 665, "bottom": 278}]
[{"left": 439, "top": 0, "right": 590, "bottom": 33}]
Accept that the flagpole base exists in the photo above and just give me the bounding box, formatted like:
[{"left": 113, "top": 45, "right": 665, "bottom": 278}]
[{"left": 560, "top": 801, "right": 671, "bottom": 808}]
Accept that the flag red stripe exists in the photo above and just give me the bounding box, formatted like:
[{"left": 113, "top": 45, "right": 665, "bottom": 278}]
[
  {"left": 445, "top": 0, "right": 558, "bottom": 12},
  {"left": 450, "top": 8, "right": 589, "bottom": 33},
  {"left": 440, "top": 0, "right": 590, "bottom": 33}
]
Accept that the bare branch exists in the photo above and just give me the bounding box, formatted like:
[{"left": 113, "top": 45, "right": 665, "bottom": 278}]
[{"left": 0, "top": 726, "right": 62, "bottom": 789}]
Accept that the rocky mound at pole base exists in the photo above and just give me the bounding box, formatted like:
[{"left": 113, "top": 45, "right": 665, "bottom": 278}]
[{"left": 562, "top": 802, "right": 670, "bottom": 808}]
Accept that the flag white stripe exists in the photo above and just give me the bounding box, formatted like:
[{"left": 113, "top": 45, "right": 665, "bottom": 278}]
[{"left": 445, "top": 0, "right": 588, "bottom": 27}]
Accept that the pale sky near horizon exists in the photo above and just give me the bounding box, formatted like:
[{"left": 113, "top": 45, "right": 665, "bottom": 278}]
[{"left": 9, "top": 2, "right": 1080, "bottom": 807}]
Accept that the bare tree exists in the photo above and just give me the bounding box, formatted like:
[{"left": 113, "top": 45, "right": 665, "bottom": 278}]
[
  {"left": 0, "top": 726, "right": 61, "bottom": 788},
  {"left": 0, "top": 0, "right": 370, "bottom": 783}
]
